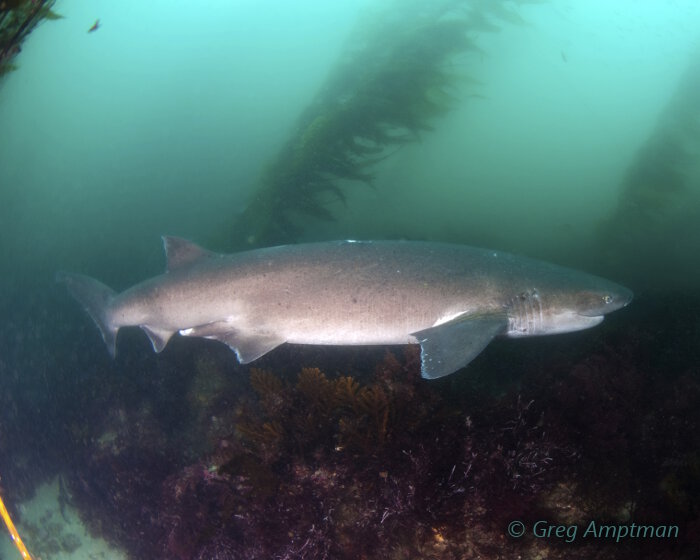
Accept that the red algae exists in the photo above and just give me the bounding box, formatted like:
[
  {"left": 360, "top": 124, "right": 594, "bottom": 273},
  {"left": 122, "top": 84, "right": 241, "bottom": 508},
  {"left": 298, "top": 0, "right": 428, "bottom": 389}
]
[{"left": 5, "top": 295, "right": 692, "bottom": 559}]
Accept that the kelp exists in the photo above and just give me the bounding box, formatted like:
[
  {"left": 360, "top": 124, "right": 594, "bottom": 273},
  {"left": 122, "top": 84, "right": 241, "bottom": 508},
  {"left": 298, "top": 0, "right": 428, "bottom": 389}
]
[
  {"left": 228, "top": 0, "right": 534, "bottom": 248},
  {"left": 598, "top": 50, "right": 700, "bottom": 289},
  {"left": 0, "top": 0, "right": 60, "bottom": 82},
  {"left": 612, "top": 56, "right": 700, "bottom": 226}
]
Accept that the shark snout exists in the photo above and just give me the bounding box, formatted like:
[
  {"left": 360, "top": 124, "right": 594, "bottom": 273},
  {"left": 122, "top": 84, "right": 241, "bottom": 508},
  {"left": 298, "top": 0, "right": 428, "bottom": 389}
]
[
  {"left": 617, "top": 286, "right": 634, "bottom": 308},
  {"left": 578, "top": 284, "right": 633, "bottom": 317},
  {"left": 606, "top": 285, "right": 634, "bottom": 312}
]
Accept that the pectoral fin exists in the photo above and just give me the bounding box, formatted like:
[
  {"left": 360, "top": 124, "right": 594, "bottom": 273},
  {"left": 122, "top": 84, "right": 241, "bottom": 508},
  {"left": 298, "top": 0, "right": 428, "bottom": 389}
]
[{"left": 412, "top": 312, "right": 508, "bottom": 379}]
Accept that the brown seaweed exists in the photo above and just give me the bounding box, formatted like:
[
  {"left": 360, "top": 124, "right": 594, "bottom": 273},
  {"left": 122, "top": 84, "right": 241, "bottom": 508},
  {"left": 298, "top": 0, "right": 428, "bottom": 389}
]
[
  {"left": 0, "top": 0, "right": 60, "bottom": 81},
  {"left": 227, "top": 1, "right": 530, "bottom": 247}
]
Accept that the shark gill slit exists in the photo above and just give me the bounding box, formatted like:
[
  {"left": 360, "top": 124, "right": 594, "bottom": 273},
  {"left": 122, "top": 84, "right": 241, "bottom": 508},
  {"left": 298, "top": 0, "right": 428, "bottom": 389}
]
[
  {"left": 509, "top": 289, "right": 541, "bottom": 335},
  {"left": 531, "top": 289, "right": 543, "bottom": 332}
]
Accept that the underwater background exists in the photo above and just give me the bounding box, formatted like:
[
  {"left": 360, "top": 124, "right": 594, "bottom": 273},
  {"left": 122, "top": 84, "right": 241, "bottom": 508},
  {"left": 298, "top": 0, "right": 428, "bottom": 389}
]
[{"left": 1, "top": 0, "right": 699, "bottom": 559}]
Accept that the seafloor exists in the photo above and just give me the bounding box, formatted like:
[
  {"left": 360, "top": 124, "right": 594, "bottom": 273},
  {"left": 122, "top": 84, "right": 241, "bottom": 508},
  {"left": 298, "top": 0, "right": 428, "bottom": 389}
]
[{"left": 0, "top": 292, "right": 698, "bottom": 559}]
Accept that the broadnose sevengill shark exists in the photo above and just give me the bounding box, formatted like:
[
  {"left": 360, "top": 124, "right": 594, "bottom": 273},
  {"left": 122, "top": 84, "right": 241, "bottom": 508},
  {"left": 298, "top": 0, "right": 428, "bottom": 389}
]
[{"left": 58, "top": 238, "right": 632, "bottom": 379}]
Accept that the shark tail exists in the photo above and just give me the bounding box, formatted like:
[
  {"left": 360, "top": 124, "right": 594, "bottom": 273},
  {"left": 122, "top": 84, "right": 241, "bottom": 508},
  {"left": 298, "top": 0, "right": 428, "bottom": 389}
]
[{"left": 56, "top": 271, "right": 119, "bottom": 357}]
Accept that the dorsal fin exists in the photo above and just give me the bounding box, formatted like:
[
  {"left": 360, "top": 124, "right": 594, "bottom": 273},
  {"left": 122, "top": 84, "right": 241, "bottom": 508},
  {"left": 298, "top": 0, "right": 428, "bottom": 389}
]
[{"left": 162, "top": 236, "right": 215, "bottom": 271}]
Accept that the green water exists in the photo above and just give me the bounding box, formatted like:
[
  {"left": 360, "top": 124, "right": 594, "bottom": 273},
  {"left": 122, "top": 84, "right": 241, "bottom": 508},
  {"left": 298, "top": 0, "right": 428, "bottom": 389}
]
[
  {"left": 1, "top": 0, "right": 698, "bottom": 290},
  {"left": 1, "top": 2, "right": 700, "bottom": 559}
]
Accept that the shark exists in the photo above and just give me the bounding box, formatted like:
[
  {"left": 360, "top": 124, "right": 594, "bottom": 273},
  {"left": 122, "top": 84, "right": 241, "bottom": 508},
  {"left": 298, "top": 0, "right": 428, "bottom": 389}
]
[{"left": 58, "top": 237, "right": 632, "bottom": 379}]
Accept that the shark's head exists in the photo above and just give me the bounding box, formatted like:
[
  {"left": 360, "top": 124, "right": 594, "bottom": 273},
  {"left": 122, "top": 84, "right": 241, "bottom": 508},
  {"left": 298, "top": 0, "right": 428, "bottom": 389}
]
[{"left": 506, "top": 270, "right": 633, "bottom": 337}]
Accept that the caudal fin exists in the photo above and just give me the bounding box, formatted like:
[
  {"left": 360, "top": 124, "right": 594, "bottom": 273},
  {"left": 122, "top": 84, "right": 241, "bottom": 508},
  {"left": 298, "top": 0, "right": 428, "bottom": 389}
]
[{"left": 56, "top": 271, "right": 119, "bottom": 357}]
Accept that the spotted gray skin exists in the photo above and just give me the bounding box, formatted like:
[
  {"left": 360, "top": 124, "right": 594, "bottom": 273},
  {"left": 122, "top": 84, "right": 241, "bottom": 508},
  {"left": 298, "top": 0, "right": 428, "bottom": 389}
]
[{"left": 57, "top": 238, "right": 633, "bottom": 379}]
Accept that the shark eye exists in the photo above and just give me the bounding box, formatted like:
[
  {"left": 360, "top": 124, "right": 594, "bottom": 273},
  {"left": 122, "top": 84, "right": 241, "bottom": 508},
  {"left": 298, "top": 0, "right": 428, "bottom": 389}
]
[{"left": 603, "top": 295, "right": 613, "bottom": 305}]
